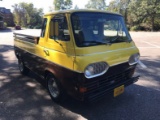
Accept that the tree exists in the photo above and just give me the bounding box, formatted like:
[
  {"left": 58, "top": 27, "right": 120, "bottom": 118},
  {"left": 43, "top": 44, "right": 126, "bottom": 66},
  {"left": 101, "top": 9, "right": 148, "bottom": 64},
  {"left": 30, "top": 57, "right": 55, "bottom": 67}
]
[
  {"left": 108, "top": 0, "right": 160, "bottom": 31},
  {"left": 107, "top": 0, "right": 131, "bottom": 23},
  {"left": 128, "top": 0, "right": 160, "bottom": 31},
  {"left": 12, "top": 2, "right": 43, "bottom": 28},
  {"left": 49, "top": 6, "right": 54, "bottom": 12},
  {"left": 12, "top": 4, "right": 21, "bottom": 25},
  {"left": 54, "top": 0, "right": 72, "bottom": 10},
  {"left": 74, "top": 5, "right": 79, "bottom": 9},
  {"left": 85, "top": 0, "right": 106, "bottom": 10}
]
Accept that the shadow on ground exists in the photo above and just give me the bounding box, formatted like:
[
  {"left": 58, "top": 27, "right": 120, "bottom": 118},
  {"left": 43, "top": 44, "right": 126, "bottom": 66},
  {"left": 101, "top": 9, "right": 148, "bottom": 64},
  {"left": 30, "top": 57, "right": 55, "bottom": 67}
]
[
  {"left": 0, "top": 45, "right": 78, "bottom": 120},
  {"left": 0, "top": 28, "right": 13, "bottom": 33},
  {"left": 0, "top": 45, "right": 160, "bottom": 120}
]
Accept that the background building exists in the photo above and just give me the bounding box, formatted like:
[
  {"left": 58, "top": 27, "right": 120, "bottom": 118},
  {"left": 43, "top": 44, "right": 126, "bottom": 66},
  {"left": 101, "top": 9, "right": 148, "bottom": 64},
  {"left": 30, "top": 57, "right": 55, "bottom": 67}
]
[{"left": 0, "top": 7, "right": 14, "bottom": 27}]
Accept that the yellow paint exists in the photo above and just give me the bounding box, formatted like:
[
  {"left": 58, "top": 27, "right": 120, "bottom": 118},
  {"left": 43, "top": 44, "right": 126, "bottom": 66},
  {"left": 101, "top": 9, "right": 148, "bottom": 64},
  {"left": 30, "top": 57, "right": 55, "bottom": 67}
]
[
  {"left": 14, "top": 10, "right": 139, "bottom": 74},
  {"left": 114, "top": 85, "right": 124, "bottom": 97},
  {"left": 74, "top": 41, "right": 139, "bottom": 72}
]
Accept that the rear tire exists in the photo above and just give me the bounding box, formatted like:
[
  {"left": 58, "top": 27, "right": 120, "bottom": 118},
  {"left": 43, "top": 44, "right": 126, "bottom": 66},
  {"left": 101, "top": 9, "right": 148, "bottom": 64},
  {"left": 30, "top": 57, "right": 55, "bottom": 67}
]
[
  {"left": 46, "top": 73, "right": 65, "bottom": 102},
  {"left": 18, "top": 58, "right": 29, "bottom": 75}
]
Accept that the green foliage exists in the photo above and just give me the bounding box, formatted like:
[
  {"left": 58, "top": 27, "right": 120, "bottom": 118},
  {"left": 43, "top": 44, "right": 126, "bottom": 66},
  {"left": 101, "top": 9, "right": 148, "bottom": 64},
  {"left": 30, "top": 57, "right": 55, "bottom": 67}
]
[
  {"left": 54, "top": 0, "right": 72, "bottom": 10},
  {"left": 85, "top": 0, "right": 106, "bottom": 10},
  {"left": 12, "top": 2, "right": 43, "bottom": 28},
  {"left": 108, "top": 0, "right": 160, "bottom": 31},
  {"left": 4, "top": 22, "right": 7, "bottom": 28},
  {"left": 107, "top": 0, "right": 130, "bottom": 23},
  {"left": 34, "top": 24, "right": 42, "bottom": 29},
  {"left": 154, "top": 17, "right": 160, "bottom": 31},
  {"left": 128, "top": 0, "right": 160, "bottom": 31},
  {"left": 130, "top": 25, "right": 140, "bottom": 31}
]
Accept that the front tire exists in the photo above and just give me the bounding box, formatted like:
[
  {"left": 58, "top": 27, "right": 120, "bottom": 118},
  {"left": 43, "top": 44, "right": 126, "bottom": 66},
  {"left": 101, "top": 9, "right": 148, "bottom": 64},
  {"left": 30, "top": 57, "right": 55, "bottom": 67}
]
[
  {"left": 46, "top": 74, "right": 65, "bottom": 102},
  {"left": 18, "top": 58, "right": 29, "bottom": 75}
]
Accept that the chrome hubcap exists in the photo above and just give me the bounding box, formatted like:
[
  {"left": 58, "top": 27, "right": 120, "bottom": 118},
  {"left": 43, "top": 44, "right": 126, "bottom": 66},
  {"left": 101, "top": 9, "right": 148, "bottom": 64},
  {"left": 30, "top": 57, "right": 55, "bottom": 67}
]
[{"left": 48, "top": 78, "right": 59, "bottom": 98}]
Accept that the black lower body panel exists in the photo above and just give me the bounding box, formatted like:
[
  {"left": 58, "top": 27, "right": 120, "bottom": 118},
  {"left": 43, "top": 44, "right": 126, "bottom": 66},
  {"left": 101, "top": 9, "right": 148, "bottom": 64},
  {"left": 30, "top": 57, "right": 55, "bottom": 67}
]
[
  {"left": 82, "top": 63, "right": 139, "bottom": 102},
  {"left": 85, "top": 76, "right": 139, "bottom": 102}
]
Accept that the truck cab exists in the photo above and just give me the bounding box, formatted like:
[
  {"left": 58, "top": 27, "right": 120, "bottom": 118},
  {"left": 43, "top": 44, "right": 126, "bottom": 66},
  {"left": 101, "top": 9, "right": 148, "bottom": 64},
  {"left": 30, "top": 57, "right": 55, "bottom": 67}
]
[{"left": 14, "top": 10, "right": 140, "bottom": 102}]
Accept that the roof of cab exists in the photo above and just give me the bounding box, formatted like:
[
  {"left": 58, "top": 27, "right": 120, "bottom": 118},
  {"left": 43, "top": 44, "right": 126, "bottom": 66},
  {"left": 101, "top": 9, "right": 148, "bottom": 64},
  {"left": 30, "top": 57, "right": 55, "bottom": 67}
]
[{"left": 44, "top": 9, "right": 122, "bottom": 16}]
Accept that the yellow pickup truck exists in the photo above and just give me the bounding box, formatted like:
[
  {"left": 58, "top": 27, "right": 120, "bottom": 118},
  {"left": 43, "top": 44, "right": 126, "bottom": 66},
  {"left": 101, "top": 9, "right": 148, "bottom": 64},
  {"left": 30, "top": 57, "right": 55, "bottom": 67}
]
[{"left": 14, "top": 9, "right": 140, "bottom": 102}]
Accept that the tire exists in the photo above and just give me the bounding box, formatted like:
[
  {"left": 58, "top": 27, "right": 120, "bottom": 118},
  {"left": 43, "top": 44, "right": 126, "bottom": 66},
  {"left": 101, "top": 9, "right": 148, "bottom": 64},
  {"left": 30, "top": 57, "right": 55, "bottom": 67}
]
[
  {"left": 18, "top": 58, "right": 30, "bottom": 75},
  {"left": 46, "top": 73, "right": 65, "bottom": 102}
]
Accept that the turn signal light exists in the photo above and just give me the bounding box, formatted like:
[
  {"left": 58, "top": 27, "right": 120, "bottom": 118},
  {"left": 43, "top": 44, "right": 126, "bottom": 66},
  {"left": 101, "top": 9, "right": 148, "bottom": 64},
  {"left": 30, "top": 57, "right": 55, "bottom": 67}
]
[{"left": 79, "top": 87, "right": 87, "bottom": 93}]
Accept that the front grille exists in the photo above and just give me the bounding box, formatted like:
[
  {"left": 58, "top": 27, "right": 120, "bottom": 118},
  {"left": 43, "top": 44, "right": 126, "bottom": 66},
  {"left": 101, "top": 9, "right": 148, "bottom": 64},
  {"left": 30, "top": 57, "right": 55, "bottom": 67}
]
[{"left": 83, "top": 62, "right": 137, "bottom": 101}]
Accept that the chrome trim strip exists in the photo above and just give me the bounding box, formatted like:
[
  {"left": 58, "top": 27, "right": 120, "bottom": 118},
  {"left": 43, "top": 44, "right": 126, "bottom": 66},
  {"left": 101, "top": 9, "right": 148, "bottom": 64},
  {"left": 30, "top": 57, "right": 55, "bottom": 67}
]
[
  {"left": 111, "top": 60, "right": 128, "bottom": 66},
  {"left": 129, "top": 61, "right": 138, "bottom": 66}
]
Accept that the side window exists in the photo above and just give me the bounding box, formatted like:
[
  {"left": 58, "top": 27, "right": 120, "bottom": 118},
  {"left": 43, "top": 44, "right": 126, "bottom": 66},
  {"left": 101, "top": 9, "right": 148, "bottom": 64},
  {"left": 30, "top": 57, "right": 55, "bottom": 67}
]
[
  {"left": 41, "top": 18, "right": 47, "bottom": 37},
  {"left": 50, "top": 14, "right": 70, "bottom": 41}
]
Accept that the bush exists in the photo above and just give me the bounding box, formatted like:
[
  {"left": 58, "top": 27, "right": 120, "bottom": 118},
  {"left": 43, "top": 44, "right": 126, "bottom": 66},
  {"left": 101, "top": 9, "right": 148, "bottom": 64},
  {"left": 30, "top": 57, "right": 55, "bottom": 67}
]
[
  {"left": 127, "top": 25, "right": 130, "bottom": 31},
  {"left": 154, "top": 24, "right": 160, "bottom": 31},
  {"left": 130, "top": 26, "right": 140, "bottom": 31},
  {"left": 34, "top": 25, "right": 41, "bottom": 29},
  {"left": 27, "top": 25, "right": 34, "bottom": 29}
]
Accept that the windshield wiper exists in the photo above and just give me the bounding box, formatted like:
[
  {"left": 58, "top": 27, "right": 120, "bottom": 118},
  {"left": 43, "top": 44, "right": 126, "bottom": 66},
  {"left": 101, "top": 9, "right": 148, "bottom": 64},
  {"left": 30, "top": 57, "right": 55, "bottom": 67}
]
[
  {"left": 111, "top": 36, "right": 120, "bottom": 42},
  {"left": 83, "top": 41, "right": 112, "bottom": 45},
  {"left": 111, "top": 36, "right": 130, "bottom": 43}
]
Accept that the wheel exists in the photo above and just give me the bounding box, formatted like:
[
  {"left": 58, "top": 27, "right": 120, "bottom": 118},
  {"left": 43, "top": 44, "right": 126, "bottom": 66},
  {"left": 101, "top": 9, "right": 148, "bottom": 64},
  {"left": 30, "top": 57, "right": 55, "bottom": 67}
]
[
  {"left": 18, "top": 58, "right": 29, "bottom": 75},
  {"left": 46, "top": 74, "right": 64, "bottom": 102}
]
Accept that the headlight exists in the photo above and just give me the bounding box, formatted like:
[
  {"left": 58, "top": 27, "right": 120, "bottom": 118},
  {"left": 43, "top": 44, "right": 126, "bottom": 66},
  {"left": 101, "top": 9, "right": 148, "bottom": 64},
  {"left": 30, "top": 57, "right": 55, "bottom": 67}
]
[
  {"left": 128, "top": 53, "right": 140, "bottom": 65},
  {"left": 84, "top": 62, "right": 109, "bottom": 79}
]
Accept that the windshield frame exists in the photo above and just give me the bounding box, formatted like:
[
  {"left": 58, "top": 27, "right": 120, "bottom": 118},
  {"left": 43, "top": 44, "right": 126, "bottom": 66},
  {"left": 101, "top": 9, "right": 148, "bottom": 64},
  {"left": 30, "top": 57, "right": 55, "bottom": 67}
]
[{"left": 71, "top": 12, "right": 132, "bottom": 47}]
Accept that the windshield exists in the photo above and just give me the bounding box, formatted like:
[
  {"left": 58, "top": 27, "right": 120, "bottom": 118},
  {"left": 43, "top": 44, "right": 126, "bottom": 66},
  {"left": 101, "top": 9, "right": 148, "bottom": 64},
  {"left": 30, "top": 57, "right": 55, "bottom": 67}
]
[{"left": 71, "top": 12, "right": 132, "bottom": 47}]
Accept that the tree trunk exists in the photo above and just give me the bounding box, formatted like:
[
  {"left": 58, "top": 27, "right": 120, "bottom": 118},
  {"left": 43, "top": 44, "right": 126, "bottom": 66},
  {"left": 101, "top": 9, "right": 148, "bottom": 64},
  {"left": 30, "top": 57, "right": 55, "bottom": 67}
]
[{"left": 151, "top": 16, "right": 154, "bottom": 31}]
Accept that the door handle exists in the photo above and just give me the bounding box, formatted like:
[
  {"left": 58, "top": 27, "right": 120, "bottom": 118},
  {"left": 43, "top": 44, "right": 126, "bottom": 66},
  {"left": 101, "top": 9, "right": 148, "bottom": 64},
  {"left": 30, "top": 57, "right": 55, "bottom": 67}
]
[{"left": 43, "top": 49, "right": 49, "bottom": 56}]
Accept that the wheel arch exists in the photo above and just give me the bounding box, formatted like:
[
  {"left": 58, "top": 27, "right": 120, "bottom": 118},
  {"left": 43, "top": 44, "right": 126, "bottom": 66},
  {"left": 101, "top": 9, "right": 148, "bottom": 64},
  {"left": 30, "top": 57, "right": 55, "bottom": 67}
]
[
  {"left": 14, "top": 46, "right": 21, "bottom": 59},
  {"left": 44, "top": 68, "right": 56, "bottom": 79},
  {"left": 44, "top": 68, "right": 64, "bottom": 91}
]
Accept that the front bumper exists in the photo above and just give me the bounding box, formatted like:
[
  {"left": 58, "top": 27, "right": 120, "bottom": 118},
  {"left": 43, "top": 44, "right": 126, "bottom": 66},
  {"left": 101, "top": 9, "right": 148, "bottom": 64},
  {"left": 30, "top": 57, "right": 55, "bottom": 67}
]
[{"left": 84, "top": 76, "right": 139, "bottom": 102}]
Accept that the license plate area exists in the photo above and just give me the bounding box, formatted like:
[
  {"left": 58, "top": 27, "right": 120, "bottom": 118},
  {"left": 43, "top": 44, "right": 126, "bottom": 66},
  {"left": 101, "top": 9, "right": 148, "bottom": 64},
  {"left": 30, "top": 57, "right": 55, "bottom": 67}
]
[{"left": 114, "top": 85, "right": 124, "bottom": 97}]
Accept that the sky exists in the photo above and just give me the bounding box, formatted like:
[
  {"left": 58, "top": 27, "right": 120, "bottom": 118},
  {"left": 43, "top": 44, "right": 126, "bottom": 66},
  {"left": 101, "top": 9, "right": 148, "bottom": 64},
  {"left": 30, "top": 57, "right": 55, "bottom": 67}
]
[{"left": 0, "top": 0, "right": 112, "bottom": 13}]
